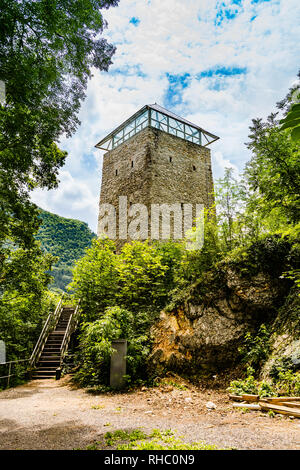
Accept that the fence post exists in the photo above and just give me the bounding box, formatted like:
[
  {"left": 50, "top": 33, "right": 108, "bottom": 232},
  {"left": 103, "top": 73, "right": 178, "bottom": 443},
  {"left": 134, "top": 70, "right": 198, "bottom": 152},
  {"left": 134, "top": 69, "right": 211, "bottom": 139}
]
[{"left": 7, "top": 362, "right": 11, "bottom": 388}]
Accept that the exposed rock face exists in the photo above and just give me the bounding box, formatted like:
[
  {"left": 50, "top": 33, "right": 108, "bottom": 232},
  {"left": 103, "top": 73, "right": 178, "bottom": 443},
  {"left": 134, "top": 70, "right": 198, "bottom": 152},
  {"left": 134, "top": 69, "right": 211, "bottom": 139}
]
[
  {"left": 149, "top": 267, "right": 290, "bottom": 375},
  {"left": 261, "top": 288, "right": 300, "bottom": 377}
]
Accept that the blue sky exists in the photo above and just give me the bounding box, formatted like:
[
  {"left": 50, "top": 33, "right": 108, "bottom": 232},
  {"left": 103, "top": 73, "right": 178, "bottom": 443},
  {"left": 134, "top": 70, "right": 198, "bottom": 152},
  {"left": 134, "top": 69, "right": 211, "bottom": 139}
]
[{"left": 31, "top": 0, "right": 300, "bottom": 232}]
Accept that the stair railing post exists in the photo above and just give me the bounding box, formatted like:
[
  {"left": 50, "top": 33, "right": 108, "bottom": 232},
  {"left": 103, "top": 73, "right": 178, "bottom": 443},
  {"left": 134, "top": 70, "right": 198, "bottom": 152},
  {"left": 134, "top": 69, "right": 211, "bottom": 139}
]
[
  {"left": 30, "top": 296, "right": 64, "bottom": 370},
  {"left": 58, "top": 300, "right": 80, "bottom": 377}
]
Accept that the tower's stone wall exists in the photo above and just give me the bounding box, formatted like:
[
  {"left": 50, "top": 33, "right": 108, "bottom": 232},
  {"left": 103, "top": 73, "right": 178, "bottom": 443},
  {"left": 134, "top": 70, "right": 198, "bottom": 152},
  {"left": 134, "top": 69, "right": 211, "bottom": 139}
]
[{"left": 98, "top": 126, "right": 214, "bottom": 242}]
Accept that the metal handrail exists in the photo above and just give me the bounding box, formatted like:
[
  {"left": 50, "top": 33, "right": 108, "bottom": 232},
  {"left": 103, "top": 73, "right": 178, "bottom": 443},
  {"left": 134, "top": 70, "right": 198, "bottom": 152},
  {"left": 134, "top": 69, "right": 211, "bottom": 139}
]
[
  {"left": 30, "top": 296, "right": 63, "bottom": 368},
  {"left": 0, "top": 359, "right": 30, "bottom": 388},
  {"left": 60, "top": 300, "right": 80, "bottom": 367}
]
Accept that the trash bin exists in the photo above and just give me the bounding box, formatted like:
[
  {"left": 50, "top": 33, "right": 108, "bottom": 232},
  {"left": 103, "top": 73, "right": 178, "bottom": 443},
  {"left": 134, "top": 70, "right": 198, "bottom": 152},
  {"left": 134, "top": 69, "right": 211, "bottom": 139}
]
[{"left": 110, "top": 339, "right": 127, "bottom": 390}]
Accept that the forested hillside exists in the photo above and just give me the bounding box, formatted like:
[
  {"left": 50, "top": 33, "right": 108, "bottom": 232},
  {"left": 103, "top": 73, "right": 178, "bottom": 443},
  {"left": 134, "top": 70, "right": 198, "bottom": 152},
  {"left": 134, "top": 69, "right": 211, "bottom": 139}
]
[{"left": 35, "top": 209, "right": 96, "bottom": 291}]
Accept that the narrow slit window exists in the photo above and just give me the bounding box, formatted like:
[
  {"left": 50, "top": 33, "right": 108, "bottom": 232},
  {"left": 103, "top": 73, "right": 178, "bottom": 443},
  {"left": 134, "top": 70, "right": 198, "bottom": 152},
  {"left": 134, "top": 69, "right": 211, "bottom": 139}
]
[
  {"left": 131, "top": 161, "right": 134, "bottom": 168},
  {"left": 115, "top": 169, "right": 118, "bottom": 176},
  {"left": 193, "top": 165, "right": 196, "bottom": 171},
  {"left": 169, "top": 157, "right": 172, "bottom": 163}
]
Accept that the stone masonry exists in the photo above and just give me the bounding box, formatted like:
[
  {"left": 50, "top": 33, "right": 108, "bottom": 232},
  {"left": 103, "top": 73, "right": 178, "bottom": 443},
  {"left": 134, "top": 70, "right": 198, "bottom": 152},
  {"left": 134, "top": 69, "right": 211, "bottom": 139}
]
[{"left": 98, "top": 126, "right": 214, "bottom": 245}]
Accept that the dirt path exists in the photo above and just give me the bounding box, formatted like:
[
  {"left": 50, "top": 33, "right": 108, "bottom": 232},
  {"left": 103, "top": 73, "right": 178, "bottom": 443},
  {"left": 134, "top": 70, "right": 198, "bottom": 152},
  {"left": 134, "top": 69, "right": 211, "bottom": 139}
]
[{"left": 0, "top": 377, "right": 299, "bottom": 450}]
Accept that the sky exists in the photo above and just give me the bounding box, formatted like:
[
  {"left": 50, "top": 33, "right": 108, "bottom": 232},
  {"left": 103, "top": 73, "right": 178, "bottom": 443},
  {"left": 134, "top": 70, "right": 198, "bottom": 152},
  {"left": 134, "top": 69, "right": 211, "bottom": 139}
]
[{"left": 31, "top": 0, "right": 300, "bottom": 232}]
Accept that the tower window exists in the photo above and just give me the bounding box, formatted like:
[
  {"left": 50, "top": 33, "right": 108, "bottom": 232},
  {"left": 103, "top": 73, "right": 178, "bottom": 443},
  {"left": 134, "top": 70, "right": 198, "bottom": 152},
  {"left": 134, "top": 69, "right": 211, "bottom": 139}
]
[
  {"left": 169, "top": 157, "right": 172, "bottom": 163},
  {"left": 131, "top": 161, "right": 134, "bottom": 168},
  {"left": 193, "top": 165, "right": 196, "bottom": 171},
  {"left": 115, "top": 169, "right": 118, "bottom": 176}
]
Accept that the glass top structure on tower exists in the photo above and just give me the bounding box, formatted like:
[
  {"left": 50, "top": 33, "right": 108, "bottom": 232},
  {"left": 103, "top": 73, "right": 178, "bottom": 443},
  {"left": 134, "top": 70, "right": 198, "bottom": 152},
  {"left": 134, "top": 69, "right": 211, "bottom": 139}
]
[{"left": 95, "top": 103, "right": 219, "bottom": 151}]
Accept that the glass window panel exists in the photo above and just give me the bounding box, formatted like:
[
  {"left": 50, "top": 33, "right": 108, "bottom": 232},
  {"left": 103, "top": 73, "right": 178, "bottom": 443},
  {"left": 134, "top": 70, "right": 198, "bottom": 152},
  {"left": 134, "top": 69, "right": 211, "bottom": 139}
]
[
  {"left": 114, "top": 136, "right": 123, "bottom": 146},
  {"left": 169, "top": 118, "right": 183, "bottom": 132},
  {"left": 136, "top": 110, "right": 148, "bottom": 126},
  {"left": 114, "top": 129, "right": 124, "bottom": 141},
  {"left": 151, "top": 119, "right": 160, "bottom": 129},
  {"left": 159, "top": 113, "right": 168, "bottom": 124},
  {"left": 159, "top": 123, "right": 167, "bottom": 132},
  {"left": 150, "top": 110, "right": 166, "bottom": 124},
  {"left": 123, "top": 121, "right": 135, "bottom": 136},
  {"left": 185, "top": 125, "right": 198, "bottom": 137},
  {"left": 151, "top": 110, "right": 160, "bottom": 121},
  {"left": 169, "top": 118, "right": 177, "bottom": 129},
  {"left": 109, "top": 108, "right": 202, "bottom": 150}
]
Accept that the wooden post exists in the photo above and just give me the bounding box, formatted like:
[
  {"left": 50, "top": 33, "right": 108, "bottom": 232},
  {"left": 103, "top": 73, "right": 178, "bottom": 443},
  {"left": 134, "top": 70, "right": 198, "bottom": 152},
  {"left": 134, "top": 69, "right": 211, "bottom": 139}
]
[{"left": 7, "top": 362, "right": 11, "bottom": 388}]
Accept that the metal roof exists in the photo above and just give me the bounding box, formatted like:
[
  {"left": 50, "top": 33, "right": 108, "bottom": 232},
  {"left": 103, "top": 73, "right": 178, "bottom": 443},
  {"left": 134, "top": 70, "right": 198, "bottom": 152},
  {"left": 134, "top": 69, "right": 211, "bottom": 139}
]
[{"left": 95, "top": 103, "right": 219, "bottom": 149}]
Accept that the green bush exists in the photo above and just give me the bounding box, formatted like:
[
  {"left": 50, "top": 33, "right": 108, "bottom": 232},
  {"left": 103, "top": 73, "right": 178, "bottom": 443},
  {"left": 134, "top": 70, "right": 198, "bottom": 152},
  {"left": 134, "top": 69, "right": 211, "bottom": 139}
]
[
  {"left": 238, "top": 324, "right": 271, "bottom": 370},
  {"left": 70, "top": 239, "right": 185, "bottom": 323},
  {"left": 74, "top": 306, "right": 150, "bottom": 387},
  {"left": 228, "top": 367, "right": 300, "bottom": 397}
]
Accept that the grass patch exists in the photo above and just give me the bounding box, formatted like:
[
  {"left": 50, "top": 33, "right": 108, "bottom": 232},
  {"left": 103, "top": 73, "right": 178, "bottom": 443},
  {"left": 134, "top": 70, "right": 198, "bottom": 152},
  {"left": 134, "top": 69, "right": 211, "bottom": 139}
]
[{"left": 83, "top": 428, "right": 221, "bottom": 450}]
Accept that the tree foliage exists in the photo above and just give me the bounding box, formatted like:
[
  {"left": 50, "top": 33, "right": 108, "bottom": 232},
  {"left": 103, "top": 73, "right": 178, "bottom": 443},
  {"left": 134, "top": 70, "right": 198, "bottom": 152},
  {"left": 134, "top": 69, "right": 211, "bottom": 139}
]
[
  {"left": 245, "top": 114, "right": 300, "bottom": 223},
  {"left": 0, "top": 0, "right": 119, "bottom": 375},
  {"left": 35, "top": 208, "right": 96, "bottom": 290},
  {"left": 0, "top": 0, "right": 119, "bottom": 247},
  {"left": 74, "top": 306, "right": 150, "bottom": 387},
  {"left": 0, "top": 244, "right": 58, "bottom": 363},
  {"left": 71, "top": 239, "right": 185, "bottom": 323}
]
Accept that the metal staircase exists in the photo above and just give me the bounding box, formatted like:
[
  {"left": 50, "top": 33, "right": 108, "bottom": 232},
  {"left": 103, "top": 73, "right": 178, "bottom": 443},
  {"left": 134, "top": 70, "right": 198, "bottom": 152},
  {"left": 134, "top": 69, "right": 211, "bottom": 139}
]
[{"left": 30, "top": 299, "right": 80, "bottom": 379}]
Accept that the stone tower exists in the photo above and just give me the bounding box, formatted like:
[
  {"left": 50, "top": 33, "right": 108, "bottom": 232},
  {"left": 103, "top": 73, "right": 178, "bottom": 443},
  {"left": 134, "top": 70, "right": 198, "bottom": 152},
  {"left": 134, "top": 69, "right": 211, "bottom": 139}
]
[{"left": 95, "top": 104, "right": 219, "bottom": 245}]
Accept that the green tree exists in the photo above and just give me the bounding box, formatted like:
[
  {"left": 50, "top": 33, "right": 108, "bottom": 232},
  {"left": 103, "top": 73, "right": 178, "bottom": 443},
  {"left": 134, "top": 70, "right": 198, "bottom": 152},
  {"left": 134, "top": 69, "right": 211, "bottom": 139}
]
[
  {"left": 245, "top": 115, "right": 300, "bottom": 223},
  {"left": 35, "top": 208, "right": 96, "bottom": 291},
  {"left": 74, "top": 306, "right": 150, "bottom": 387},
  {"left": 0, "top": 1, "right": 119, "bottom": 370},
  {"left": 71, "top": 239, "right": 184, "bottom": 322},
  {"left": 0, "top": 0, "right": 119, "bottom": 247},
  {"left": 280, "top": 102, "right": 300, "bottom": 142},
  {"left": 70, "top": 238, "right": 118, "bottom": 321},
  {"left": 215, "top": 168, "right": 246, "bottom": 251},
  {"left": 0, "top": 244, "right": 57, "bottom": 362},
  {"left": 278, "top": 70, "right": 300, "bottom": 142}
]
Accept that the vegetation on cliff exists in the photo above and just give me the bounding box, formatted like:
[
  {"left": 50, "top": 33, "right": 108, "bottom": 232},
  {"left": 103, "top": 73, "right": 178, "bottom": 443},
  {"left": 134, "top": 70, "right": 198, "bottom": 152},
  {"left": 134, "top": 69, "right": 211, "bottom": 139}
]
[{"left": 36, "top": 209, "right": 96, "bottom": 291}]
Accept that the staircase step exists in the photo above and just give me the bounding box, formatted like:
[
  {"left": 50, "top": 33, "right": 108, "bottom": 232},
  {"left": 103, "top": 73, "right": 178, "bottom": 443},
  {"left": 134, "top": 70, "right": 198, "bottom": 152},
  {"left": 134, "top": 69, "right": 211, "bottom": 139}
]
[
  {"left": 41, "top": 347, "right": 61, "bottom": 350},
  {"left": 39, "top": 356, "right": 60, "bottom": 361},
  {"left": 41, "top": 356, "right": 60, "bottom": 360},
  {"left": 32, "top": 376, "right": 55, "bottom": 379},
  {"left": 37, "top": 365, "right": 58, "bottom": 369},
  {"left": 31, "top": 305, "right": 77, "bottom": 381},
  {"left": 39, "top": 361, "right": 60, "bottom": 365},
  {"left": 32, "top": 374, "right": 56, "bottom": 378}
]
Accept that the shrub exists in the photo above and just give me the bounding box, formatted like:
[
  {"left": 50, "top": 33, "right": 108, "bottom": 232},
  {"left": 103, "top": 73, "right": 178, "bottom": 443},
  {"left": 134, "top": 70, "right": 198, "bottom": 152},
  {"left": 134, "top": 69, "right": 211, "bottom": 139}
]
[
  {"left": 238, "top": 324, "right": 271, "bottom": 370},
  {"left": 74, "top": 306, "right": 150, "bottom": 387}
]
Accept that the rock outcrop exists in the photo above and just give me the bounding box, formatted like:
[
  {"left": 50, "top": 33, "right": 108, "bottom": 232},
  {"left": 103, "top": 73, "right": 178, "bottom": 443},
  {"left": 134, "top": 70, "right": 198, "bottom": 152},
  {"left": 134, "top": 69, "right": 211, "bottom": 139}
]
[{"left": 149, "top": 265, "right": 292, "bottom": 375}]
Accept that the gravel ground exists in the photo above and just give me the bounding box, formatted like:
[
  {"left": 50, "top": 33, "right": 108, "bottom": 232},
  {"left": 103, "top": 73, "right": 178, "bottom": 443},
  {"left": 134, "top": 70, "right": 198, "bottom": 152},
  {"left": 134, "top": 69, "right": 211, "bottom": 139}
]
[{"left": 0, "top": 376, "right": 299, "bottom": 450}]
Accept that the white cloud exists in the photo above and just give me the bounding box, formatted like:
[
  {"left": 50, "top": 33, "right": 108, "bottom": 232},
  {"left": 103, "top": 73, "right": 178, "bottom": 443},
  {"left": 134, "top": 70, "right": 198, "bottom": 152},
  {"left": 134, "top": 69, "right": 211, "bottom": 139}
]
[
  {"left": 31, "top": 0, "right": 300, "bottom": 231},
  {"left": 31, "top": 171, "right": 99, "bottom": 231}
]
